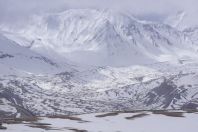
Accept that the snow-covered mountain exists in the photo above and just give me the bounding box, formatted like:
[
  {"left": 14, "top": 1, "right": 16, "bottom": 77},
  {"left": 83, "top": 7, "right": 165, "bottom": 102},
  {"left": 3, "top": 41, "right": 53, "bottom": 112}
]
[
  {"left": 164, "top": 11, "right": 198, "bottom": 31},
  {"left": 164, "top": 11, "right": 187, "bottom": 30},
  {"left": 184, "top": 26, "right": 198, "bottom": 45},
  {"left": 1, "top": 9, "right": 198, "bottom": 66},
  {"left": 0, "top": 33, "right": 63, "bottom": 75},
  {"left": 0, "top": 9, "right": 198, "bottom": 118}
]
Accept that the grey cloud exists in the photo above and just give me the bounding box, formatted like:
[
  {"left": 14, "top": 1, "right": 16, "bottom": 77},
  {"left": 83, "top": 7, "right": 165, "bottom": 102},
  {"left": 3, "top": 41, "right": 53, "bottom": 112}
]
[{"left": 0, "top": 0, "right": 198, "bottom": 27}]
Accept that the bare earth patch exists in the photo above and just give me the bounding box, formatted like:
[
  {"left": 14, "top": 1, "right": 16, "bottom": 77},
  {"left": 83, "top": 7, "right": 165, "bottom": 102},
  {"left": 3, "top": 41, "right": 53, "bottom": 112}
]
[
  {"left": 125, "top": 113, "right": 149, "bottom": 120},
  {"left": 48, "top": 115, "right": 83, "bottom": 121},
  {"left": 152, "top": 111, "right": 184, "bottom": 117},
  {"left": 3, "top": 117, "right": 39, "bottom": 124},
  {"left": 95, "top": 112, "right": 119, "bottom": 117},
  {"left": 67, "top": 127, "right": 88, "bottom": 132}
]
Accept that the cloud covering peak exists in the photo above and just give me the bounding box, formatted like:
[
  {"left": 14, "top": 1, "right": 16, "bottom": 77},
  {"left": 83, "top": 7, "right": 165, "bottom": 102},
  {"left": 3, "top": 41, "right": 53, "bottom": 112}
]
[{"left": 0, "top": 0, "right": 198, "bottom": 28}]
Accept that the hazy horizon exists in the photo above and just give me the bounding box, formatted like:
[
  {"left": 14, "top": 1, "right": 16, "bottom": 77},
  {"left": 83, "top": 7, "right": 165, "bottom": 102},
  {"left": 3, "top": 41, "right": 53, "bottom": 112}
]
[{"left": 0, "top": 0, "right": 198, "bottom": 28}]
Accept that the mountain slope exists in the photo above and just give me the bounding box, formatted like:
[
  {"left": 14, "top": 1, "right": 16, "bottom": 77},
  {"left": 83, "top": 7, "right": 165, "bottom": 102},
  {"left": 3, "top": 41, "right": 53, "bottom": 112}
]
[
  {"left": 0, "top": 9, "right": 198, "bottom": 117},
  {"left": 184, "top": 26, "right": 198, "bottom": 45},
  {"left": 1, "top": 9, "right": 198, "bottom": 66},
  {"left": 0, "top": 33, "right": 73, "bottom": 75},
  {"left": 164, "top": 11, "right": 186, "bottom": 30}
]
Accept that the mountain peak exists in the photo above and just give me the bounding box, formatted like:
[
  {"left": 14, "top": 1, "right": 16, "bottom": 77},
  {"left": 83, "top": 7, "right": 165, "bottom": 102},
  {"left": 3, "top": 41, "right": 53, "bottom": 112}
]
[
  {"left": 164, "top": 11, "right": 187, "bottom": 30},
  {"left": 0, "top": 9, "right": 197, "bottom": 66}
]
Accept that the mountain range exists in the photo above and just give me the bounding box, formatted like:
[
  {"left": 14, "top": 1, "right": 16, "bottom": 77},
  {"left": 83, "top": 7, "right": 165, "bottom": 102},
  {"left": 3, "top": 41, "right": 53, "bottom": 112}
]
[{"left": 0, "top": 9, "right": 198, "bottom": 118}]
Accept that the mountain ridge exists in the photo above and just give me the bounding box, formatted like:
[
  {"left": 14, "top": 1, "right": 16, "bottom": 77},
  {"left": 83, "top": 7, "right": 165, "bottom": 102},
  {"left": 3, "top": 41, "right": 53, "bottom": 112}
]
[
  {"left": 1, "top": 9, "right": 198, "bottom": 66},
  {"left": 0, "top": 9, "right": 198, "bottom": 118}
]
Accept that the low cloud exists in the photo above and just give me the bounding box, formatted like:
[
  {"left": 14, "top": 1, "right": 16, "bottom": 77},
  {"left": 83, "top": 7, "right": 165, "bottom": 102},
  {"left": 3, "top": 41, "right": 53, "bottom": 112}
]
[{"left": 0, "top": 0, "right": 198, "bottom": 27}]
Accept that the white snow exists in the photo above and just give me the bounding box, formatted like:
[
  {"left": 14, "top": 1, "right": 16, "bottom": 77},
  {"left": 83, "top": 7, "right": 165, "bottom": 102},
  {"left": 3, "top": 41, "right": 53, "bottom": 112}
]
[
  {"left": 0, "top": 99, "right": 17, "bottom": 114},
  {"left": 3, "top": 111, "right": 198, "bottom": 132},
  {"left": 164, "top": 11, "right": 186, "bottom": 30},
  {"left": 0, "top": 8, "right": 198, "bottom": 117},
  {"left": 1, "top": 9, "right": 198, "bottom": 66}
]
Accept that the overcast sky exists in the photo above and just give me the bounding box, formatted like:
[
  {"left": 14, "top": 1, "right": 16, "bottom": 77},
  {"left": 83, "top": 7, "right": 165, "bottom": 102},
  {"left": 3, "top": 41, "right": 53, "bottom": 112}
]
[{"left": 0, "top": 0, "right": 198, "bottom": 27}]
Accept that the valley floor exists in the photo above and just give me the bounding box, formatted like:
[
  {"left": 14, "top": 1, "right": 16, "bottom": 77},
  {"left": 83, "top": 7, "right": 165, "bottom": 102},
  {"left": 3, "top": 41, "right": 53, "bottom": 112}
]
[{"left": 2, "top": 110, "right": 198, "bottom": 132}]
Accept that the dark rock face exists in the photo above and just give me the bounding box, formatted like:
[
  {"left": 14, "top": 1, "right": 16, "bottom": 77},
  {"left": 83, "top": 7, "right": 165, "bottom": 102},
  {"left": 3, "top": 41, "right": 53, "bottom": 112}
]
[
  {"left": 56, "top": 72, "right": 74, "bottom": 81},
  {"left": 0, "top": 89, "right": 23, "bottom": 105},
  {"left": 30, "top": 56, "right": 58, "bottom": 67},
  {"left": 145, "top": 79, "right": 187, "bottom": 109},
  {"left": 0, "top": 52, "right": 14, "bottom": 59},
  {"left": 182, "top": 100, "right": 198, "bottom": 110},
  {"left": 0, "top": 122, "right": 7, "bottom": 130},
  {"left": 0, "top": 126, "right": 7, "bottom": 130},
  {"left": 0, "top": 88, "right": 35, "bottom": 118}
]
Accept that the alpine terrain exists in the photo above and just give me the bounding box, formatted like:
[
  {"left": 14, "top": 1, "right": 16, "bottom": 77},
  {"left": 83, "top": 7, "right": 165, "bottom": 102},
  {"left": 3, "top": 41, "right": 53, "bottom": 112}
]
[{"left": 0, "top": 9, "right": 198, "bottom": 118}]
